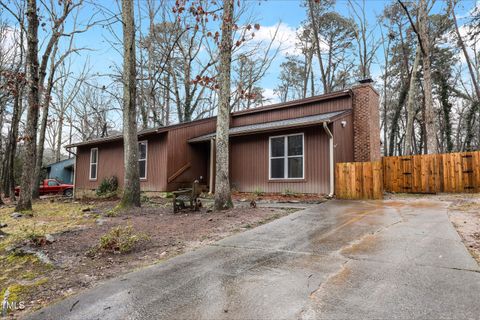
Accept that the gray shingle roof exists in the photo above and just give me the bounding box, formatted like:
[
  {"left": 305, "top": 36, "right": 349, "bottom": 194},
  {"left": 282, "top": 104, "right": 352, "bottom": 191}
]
[{"left": 188, "top": 110, "right": 348, "bottom": 143}]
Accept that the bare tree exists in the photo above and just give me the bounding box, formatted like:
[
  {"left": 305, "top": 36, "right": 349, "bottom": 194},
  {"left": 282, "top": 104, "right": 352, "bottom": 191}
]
[
  {"left": 348, "top": 0, "right": 380, "bottom": 79},
  {"left": 404, "top": 44, "right": 421, "bottom": 155},
  {"left": 398, "top": 0, "right": 437, "bottom": 154},
  {"left": 120, "top": 0, "right": 140, "bottom": 208},
  {"left": 307, "top": 1, "right": 356, "bottom": 93},
  {"left": 214, "top": 0, "right": 234, "bottom": 210},
  {"left": 15, "top": 0, "right": 39, "bottom": 211},
  {"left": 449, "top": 0, "right": 480, "bottom": 150},
  {"left": 49, "top": 60, "right": 87, "bottom": 161}
]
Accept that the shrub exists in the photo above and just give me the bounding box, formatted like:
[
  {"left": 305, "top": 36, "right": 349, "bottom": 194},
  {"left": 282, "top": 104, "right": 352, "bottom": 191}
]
[
  {"left": 95, "top": 225, "right": 149, "bottom": 254},
  {"left": 253, "top": 187, "right": 264, "bottom": 197},
  {"left": 282, "top": 189, "right": 298, "bottom": 197},
  {"left": 96, "top": 176, "right": 118, "bottom": 197}
]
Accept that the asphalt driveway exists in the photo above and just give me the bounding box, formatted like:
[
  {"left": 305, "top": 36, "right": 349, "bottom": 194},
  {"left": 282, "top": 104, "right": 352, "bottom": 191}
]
[{"left": 29, "top": 199, "right": 480, "bottom": 319}]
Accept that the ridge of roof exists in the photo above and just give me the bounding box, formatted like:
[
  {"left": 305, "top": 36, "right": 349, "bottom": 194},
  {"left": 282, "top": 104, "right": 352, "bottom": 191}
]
[{"left": 66, "top": 89, "right": 352, "bottom": 148}]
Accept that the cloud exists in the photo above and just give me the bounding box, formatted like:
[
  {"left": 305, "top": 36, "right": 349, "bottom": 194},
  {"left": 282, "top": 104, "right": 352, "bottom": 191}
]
[
  {"left": 0, "top": 26, "right": 22, "bottom": 61},
  {"left": 262, "top": 88, "right": 281, "bottom": 104},
  {"left": 253, "top": 22, "right": 302, "bottom": 56}
]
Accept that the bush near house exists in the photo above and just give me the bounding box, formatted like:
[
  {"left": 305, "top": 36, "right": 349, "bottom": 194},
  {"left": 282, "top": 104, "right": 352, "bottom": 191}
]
[{"left": 96, "top": 176, "right": 119, "bottom": 197}]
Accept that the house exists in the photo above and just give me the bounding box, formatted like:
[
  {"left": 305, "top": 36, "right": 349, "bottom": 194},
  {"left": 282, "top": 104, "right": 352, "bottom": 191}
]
[
  {"left": 67, "top": 81, "right": 380, "bottom": 197},
  {"left": 45, "top": 158, "right": 75, "bottom": 184}
]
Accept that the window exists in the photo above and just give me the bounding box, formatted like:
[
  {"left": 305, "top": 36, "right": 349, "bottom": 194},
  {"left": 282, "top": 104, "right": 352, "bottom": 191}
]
[
  {"left": 269, "top": 133, "right": 304, "bottom": 179},
  {"left": 48, "top": 180, "right": 59, "bottom": 186},
  {"left": 138, "top": 141, "right": 148, "bottom": 179},
  {"left": 89, "top": 148, "right": 98, "bottom": 180}
]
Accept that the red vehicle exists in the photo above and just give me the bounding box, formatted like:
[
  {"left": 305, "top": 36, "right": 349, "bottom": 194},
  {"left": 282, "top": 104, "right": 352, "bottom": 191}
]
[{"left": 15, "top": 179, "right": 74, "bottom": 197}]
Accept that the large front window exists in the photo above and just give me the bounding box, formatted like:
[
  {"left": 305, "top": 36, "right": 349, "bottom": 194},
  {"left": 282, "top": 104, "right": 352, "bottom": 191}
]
[
  {"left": 138, "top": 141, "right": 148, "bottom": 179},
  {"left": 269, "top": 133, "right": 304, "bottom": 179}
]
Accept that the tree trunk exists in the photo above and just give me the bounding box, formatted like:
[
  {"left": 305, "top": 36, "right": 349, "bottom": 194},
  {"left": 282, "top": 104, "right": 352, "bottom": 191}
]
[
  {"left": 214, "top": 0, "right": 234, "bottom": 211},
  {"left": 404, "top": 45, "right": 421, "bottom": 155},
  {"left": 120, "top": 0, "right": 141, "bottom": 208},
  {"left": 465, "top": 101, "right": 479, "bottom": 150},
  {"left": 451, "top": 1, "right": 480, "bottom": 102},
  {"left": 3, "top": 89, "right": 23, "bottom": 199},
  {"left": 388, "top": 83, "right": 409, "bottom": 156},
  {"left": 307, "top": 0, "right": 329, "bottom": 94},
  {"left": 56, "top": 107, "right": 64, "bottom": 162},
  {"left": 16, "top": 0, "right": 40, "bottom": 212},
  {"left": 439, "top": 75, "right": 454, "bottom": 152},
  {"left": 418, "top": 0, "right": 437, "bottom": 154},
  {"left": 0, "top": 110, "right": 4, "bottom": 205},
  {"left": 33, "top": 45, "right": 58, "bottom": 199}
]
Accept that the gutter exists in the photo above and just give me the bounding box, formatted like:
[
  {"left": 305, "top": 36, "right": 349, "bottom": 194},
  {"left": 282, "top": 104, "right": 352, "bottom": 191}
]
[{"left": 322, "top": 122, "right": 334, "bottom": 197}]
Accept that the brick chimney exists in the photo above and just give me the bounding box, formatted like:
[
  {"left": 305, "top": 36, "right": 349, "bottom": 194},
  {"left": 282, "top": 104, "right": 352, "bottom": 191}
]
[{"left": 351, "top": 80, "right": 381, "bottom": 162}]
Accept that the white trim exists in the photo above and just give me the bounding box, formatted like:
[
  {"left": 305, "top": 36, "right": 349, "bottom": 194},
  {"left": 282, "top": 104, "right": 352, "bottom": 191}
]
[
  {"left": 138, "top": 140, "right": 148, "bottom": 180},
  {"left": 323, "top": 122, "right": 335, "bottom": 197},
  {"left": 89, "top": 148, "right": 98, "bottom": 181},
  {"left": 73, "top": 152, "right": 77, "bottom": 198},
  {"left": 268, "top": 133, "right": 305, "bottom": 180},
  {"left": 209, "top": 138, "right": 215, "bottom": 194}
]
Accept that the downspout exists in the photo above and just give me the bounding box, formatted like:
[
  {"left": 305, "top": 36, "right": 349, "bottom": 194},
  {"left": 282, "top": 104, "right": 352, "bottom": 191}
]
[
  {"left": 66, "top": 146, "right": 77, "bottom": 199},
  {"left": 209, "top": 138, "right": 215, "bottom": 194},
  {"left": 323, "top": 122, "right": 334, "bottom": 197}
]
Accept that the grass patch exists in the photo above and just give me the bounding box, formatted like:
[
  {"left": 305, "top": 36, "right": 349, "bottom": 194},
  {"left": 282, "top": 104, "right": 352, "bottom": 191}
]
[
  {"left": 0, "top": 200, "right": 95, "bottom": 303},
  {"left": 90, "top": 225, "right": 149, "bottom": 255}
]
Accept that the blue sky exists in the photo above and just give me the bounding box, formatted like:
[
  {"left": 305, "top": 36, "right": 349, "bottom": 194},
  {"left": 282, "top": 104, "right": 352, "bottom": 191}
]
[{"left": 52, "top": 0, "right": 479, "bottom": 103}]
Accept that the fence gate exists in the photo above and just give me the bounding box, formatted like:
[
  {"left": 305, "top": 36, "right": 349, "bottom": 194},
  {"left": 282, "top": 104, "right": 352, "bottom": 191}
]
[
  {"left": 440, "top": 152, "right": 480, "bottom": 193},
  {"left": 383, "top": 155, "right": 438, "bottom": 194},
  {"left": 336, "top": 151, "right": 480, "bottom": 199}
]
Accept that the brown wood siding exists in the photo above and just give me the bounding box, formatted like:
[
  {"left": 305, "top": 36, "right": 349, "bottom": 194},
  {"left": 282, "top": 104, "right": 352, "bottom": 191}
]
[
  {"left": 333, "top": 113, "right": 354, "bottom": 163},
  {"left": 75, "top": 133, "right": 168, "bottom": 192},
  {"left": 230, "top": 126, "right": 330, "bottom": 194},
  {"left": 231, "top": 96, "right": 352, "bottom": 127},
  {"left": 166, "top": 119, "right": 216, "bottom": 190},
  {"left": 74, "top": 91, "right": 356, "bottom": 194}
]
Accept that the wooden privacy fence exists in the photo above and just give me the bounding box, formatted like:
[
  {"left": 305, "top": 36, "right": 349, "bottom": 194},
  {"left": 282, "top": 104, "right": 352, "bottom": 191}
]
[
  {"left": 335, "top": 161, "right": 383, "bottom": 200},
  {"left": 383, "top": 151, "right": 480, "bottom": 193},
  {"left": 335, "top": 151, "right": 480, "bottom": 200}
]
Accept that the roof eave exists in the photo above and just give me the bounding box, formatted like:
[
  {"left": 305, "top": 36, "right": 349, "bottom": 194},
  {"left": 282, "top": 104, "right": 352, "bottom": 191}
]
[{"left": 188, "top": 110, "right": 351, "bottom": 143}]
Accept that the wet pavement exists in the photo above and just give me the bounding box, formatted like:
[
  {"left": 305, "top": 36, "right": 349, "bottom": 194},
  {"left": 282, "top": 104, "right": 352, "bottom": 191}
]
[{"left": 29, "top": 199, "right": 480, "bottom": 320}]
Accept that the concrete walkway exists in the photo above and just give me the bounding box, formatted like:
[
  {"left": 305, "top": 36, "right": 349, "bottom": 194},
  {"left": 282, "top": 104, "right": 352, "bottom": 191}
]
[{"left": 29, "top": 199, "right": 480, "bottom": 320}]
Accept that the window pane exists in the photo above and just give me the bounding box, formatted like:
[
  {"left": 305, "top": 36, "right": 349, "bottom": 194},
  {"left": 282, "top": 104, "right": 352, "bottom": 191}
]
[
  {"left": 271, "top": 158, "right": 285, "bottom": 178},
  {"left": 288, "top": 135, "right": 303, "bottom": 156},
  {"left": 288, "top": 157, "right": 303, "bottom": 178},
  {"left": 91, "top": 149, "right": 97, "bottom": 163},
  {"left": 90, "top": 164, "right": 97, "bottom": 179},
  {"left": 48, "top": 181, "right": 59, "bottom": 186},
  {"left": 271, "top": 137, "right": 284, "bottom": 157},
  {"left": 139, "top": 160, "right": 146, "bottom": 178},
  {"left": 139, "top": 142, "right": 147, "bottom": 160}
]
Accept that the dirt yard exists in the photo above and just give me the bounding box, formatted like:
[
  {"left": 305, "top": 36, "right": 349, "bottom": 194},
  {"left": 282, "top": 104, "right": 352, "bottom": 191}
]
[
  {"left": 385, "top": 193, "right": 480, "bottom": 264},
  {"left": 0, "top": 196, "right": 299, "bottom": 318}
]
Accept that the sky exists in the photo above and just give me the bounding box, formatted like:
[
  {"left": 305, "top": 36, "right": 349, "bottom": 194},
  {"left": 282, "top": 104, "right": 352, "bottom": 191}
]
[
  {"left": 64, "top": 0, "right": 477, "bottom": 104},
  {"left": 2, "top": 0, "right": 479, "bottom": 106}
]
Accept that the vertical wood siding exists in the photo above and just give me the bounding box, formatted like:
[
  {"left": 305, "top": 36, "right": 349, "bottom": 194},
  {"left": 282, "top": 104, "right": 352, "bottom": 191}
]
[
  {"left": 333, "top": 113, "right": 354, "bottom": 163},
  {"left": 75, "top": 133, "right": 168, "bottom": 192},
  {"left": 75, "top": 92, "right": 355, "bottom": 193},
  {"left": 230, "top": 126, "right": 331, "bottom": 194},
  {"left": 166, "top": 119, "right": 216, "bottom": 190},
  {"left": 231, "top": 96, "right": 352, "bottom": 127}
]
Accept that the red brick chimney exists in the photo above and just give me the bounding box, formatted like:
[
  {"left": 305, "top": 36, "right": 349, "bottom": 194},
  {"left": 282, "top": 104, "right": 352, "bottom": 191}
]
[{"left": 351, "top": 80, "right": 381, "bottom": 162}]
